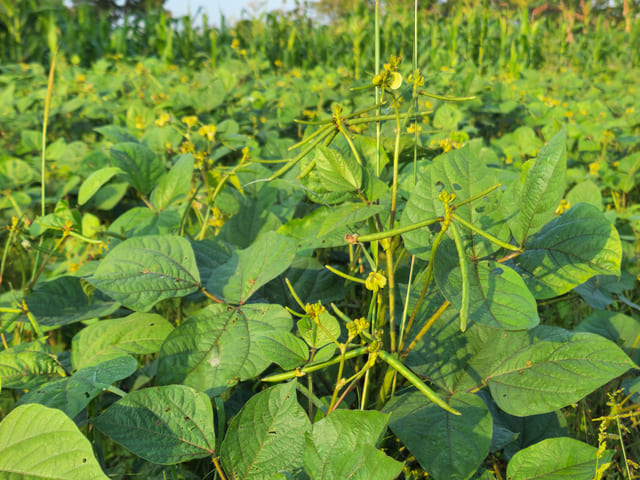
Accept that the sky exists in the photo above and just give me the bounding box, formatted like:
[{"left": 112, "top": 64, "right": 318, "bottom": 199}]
[{"left": 164, "top": 0, "right": 297, "bottom": 24}]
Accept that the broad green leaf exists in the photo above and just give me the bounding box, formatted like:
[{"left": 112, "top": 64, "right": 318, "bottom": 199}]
[
  {"left": 502, "top": 129, "right": 567, "bottom": 245},
  {"left": 386, "top": 391, "right": 492, "bottom": 480},
  {"left": 110, "top": 142, "right": 166, "bottom": 195},
  {"left": 615, "top": 151, "right": 640, "bottom": 193},
  {"left": 260, "top": 331, "right": 309, "bottom": 370},
  {"left": 207, "top": 231, "right": 296, "bottom": 304},
  {"left": 314, "top": 144, "right": 362, "bottom": 193},
  {"left": 406, "top": 314, "right": 637, "bottom": 415},
  {"left": 565, "top": 179, "right": 603, "bottom": 211},
  {"left": 94, "top": 385, "right": 215, "bottom": 465},
  {"left": 0, "top": 404, "right": 109, "bottom": 479},
  {"left": 279, "top": 203, "right": 385, "bottom": 251},
  {"left": 150, "top": 153, "right": 194, "bottom": 211},
  {"left": 220, "top": 201, "right": 283, "bottom": 249},
  {"left": 72, "top": 312, "right": 174, "bottom": 369},
  {"left": 0, "top": 157, "right": 33, "bottom": 189},
  {"left": 298, "top": 311, "right": 341, "bottom": 349},
  {"left": 88, "top": 181, "right": 129, "bottom": 210},
  {"left": 17, "top": 356, "right": 137, "bottom": 418},
  {"left": 507, "top": 437, "right": 613, "bottom": 480},
  {"left": 95, "top": 125, "right": 139, "bottom": 143},
  {"left": 304, "top": 410, "right": 403, "bottom": 480},
  {"left": 89, "top": 235, "right": 201, "bottom": 312},
  {"left": 190, "top": 238, "right": 233, "bottom": 284},
  {"left": 401, "top": 143, "right": 506, "bottom": 260},
  {"left": 480, "top": 390, "right": 568, "bottom": 457},
  {"left": 433, "top": 103, "right": 463, "bottom": 130},
  {"left": 433, "top": 240, "right": 539, "bottom": 330},
  {"left": 0, "top": 340, "right": 65, "bottom": 389},
  {"left": 575, "top": 310, "right": 640, "bottom": 364},
  {"left": 78, "top": 166, "right": 124, "bottom": 205},
  {"left": 157, "top": 304, "right": 292, "bottom": 397},
  {"left": 486, "top": 328, "right": 637, "bottom": 416},
  {"left": 514, "top": 203, "right": 622, "bottom": 299},
  {"left": 25, "top": 276, "right": 120, "bottom": 328},
  {"left": 107, "top": 207, "right": 181, "bottom": 245},
  {"left": 220, "top": 381, "right": 311, "bottom": 479}
]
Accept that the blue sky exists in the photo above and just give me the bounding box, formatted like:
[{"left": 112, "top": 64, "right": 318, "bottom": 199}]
[{"left": 164, "top": 0, "right": 297, "bottom": 24}]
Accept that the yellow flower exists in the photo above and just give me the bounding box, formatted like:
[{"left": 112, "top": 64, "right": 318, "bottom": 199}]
[
  {"left": 555, "top": 199, "right": 571, "bottom": 215},
  {"left": 208, "top": 206, "right": 225, "bottom": 229},
  {"left": 135, "top": 115, "right": 146, "bottom": 130},
  {"left": 198, "top": 124, "right": 217, "bottom": 141},
  {"left": 407, "top": 123, "right": 422, "bottom": 134},
  {"left": 181, "top": 116, "right": 198, "bottom": 128},
  {"left": 75, "top": 73, "right": 86, "bottom": 83},
  {"left": 365, "top": 271, "right": 387, "bottom": 291},
  {"left": 589, "top": 162, "right": 600, "bottom": 175},
  {"left": 231, "top": 38, "right": 240, "bottom": 50},
  {"left": 156, "top": 113, "right": 170, "bottom": 127},
  {"left": 274, "top": 59, "right": 283, "bottom": 67}
]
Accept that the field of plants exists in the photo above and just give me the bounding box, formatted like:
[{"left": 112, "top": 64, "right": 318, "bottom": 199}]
[{"left": 0, "top": 0, "right": 639, "bottom": 479}]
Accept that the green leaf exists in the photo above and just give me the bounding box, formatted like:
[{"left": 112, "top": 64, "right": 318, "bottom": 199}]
[
  {"left": 207, "top": 231, "right": 296, "bottom": 304},
  {"left": 94, "top": 385, "right": 215, "bottom": 465},
  {"left": 220, "top": 381, "right": 311, "bottom": 479},
  {"left": 514, "top": 203, "right": 622, "bottom": 299},
  {"left": 72, "top": 312, "right": 174, "bottom": 369},
  {"left": 304, "top": 410, "right": 403, "bottom": 480},
  {"left": 0, "top": 404, "right": 109, "bottom": 479},
  {"left": 386, "top": 391, "right": 492, "bottom": 480},
  {"left": 17, "top": 356, "right": 137, "bottom": 418},
  {"left": 157, "top": 304, "right": 293, "bottom": 397},
  {"left": 0, "top": 157, "right": 34, "bottom": 189},
  {"left": 110, "top": 142, "right": 166, "bottom": 195},
  {"left": 314, "top": 144, "right": 362, "bottom": 193},
  {"left": 89, "top": 235, "right": 201, "bottom": 312},
  {"left": 25, "top": 276, "right": 120, "bottom": 328},
  {"left": 78, "top": 166, "right": 124, "bottom": 205},
  {"left": 150, "top": 153, "right": 194, "bottom": 211},
  {"left": 486, "top": 328, "right": 637, "bottom": 416},
  {"left": 107, "top": 207, "right": 181, "bottom": 245},
  {"left": 0, "top": 340, "right": 65, "bottom": 389},
  {"left": 401, "top": 142, "right": 506, "bottom": 260},
  {"left": 298, "top": 311, "right": 341, "bottom": 349},
  {"left": 406, "top": 314, "right": 637, "bottom": 415},
  {"left": 95, "top": 125, "right": 139, "bottom": 143},
  {"left": 260, "top": 331, "right": 309, "bottom": 370},
  {"left": 279, "top": 203, "right": 385, "bottom": 251},
  {"left": 506, "top": 437, "right": 613, "bottom": 480},
  {"left": 433, "top": 103, "right": 463, "bottom": 130},
  {"left": 615, "top": 151, "right": 640, "bottom": 193},
  {"left": 502, "top": 129, "right": 567, "bottom": 245},
  {"left": 433, "top": 240, "right": 539, "bottom": 330},
  {"left": 575, "top": 310, "right": 640, "bottom": 365}
]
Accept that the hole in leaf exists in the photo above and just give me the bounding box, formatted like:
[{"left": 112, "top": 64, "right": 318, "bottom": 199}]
[
  {"left": 434, "top": 181, "right": 444, "bottom": 192},
  {"left": 492, "top": 267, "right": 504, "bottom": 275},
  {"left": 452, "top": 183, "right": 462, "bottom": 191}
]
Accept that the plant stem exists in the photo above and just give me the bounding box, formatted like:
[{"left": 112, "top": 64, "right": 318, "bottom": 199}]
[{"left": 378, "top": 350, "right": 460, "bottom": 415}]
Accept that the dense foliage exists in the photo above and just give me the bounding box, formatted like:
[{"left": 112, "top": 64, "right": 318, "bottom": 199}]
[{"left": 0, "top": 1, "right": 639, "bottom": 479}]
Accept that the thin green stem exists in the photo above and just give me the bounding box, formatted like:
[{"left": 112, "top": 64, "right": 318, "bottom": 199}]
[
  {"left": 450, "top": 221, "right": 469, "bottom": 332},
  {"left": 261, "top": 346, "right": 370, "bottom": 382},
  {"left": 378, "top": 350, "right": 460, "bottom": 415},
  {"left": 349, "top": 217, "right": 442, "bottom": 244},
  {"left": 451, "top": 213, "right": 521, "bottom": 252}
]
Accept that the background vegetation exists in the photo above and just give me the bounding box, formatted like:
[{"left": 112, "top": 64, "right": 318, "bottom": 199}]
[{"left": 0, "top": 0, "right": 639, "bottom": 479}]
